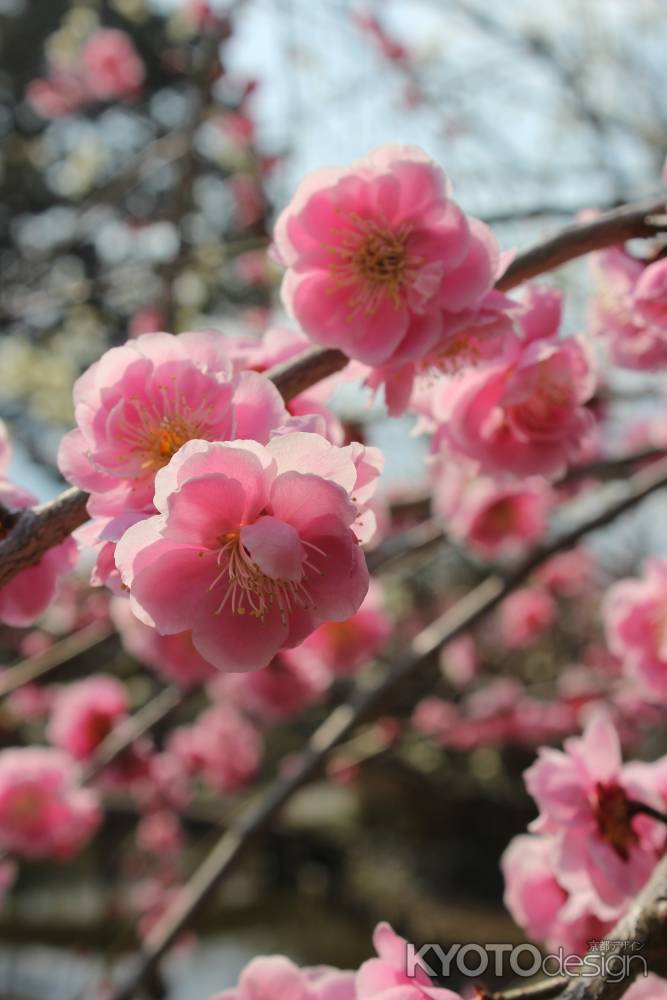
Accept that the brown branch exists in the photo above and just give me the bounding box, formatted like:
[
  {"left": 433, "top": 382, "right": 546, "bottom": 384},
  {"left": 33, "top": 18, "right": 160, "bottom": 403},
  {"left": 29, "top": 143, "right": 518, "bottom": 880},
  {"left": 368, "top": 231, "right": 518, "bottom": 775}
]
[
  {"left": 0, "top": 487, "right": 89, "bottom": 590},
  {"left": 106, "top": 455, "right": 667, "bottom": 1000}
]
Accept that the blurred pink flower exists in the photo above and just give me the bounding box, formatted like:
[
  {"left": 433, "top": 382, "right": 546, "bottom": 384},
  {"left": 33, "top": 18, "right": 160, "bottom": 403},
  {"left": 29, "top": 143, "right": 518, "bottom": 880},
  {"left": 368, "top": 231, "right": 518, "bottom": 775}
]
[
  {"left": 590, "top": 248, "right": 667, "bottom": 370},
  {"left": 499, "top": 587, "right": 556, "bottom": 649},
  {"left": 0, "top": 748, "right": 101, "bottom": 859},
  {"left": 604, "top": 558, "right": 667, "bottom": 702},
  {"left": 211, "top": 956, "right": 356, "bottom": 1000},
  {"left": 169, "top": 704, "right": 261, "bottom": 795},
  {"left": 209, "top": 651, "right": 329, "bottom": 721},
  {"left": 48, "top": 674, "right": 129, "bottom": 760},
  {"left": 80, "top": 29, "right": 145, "bottom": 102},
  {"left": 111, "top": 597, "right": 217, "bottom": 688},
  {"left": 292, "top": 580, "right": 392, "bottom": 677},
  {"left": 433, "top": 461, "right": 553, "bottom": 560}
]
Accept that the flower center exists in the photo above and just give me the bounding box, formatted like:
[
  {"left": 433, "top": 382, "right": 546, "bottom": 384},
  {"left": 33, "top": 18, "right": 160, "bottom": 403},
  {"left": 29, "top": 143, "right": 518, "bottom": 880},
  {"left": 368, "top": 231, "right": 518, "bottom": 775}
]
[
  {"left": 119, "top": 387, "right": 217, "bottom": 473},
  {"left": 328, "top": 214, "right": 417, "bottom": 315},
  {"left": 594, "top": 782, "right": 637, "bottom": 860},
  {"left": 209, "top": 521, "right": 324, "bottom": 625}
]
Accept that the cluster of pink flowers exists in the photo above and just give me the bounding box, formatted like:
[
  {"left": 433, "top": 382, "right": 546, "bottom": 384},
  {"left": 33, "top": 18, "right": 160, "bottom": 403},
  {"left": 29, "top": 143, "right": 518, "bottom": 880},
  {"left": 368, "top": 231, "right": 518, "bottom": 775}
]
[
  {"left": 57, "top": 330, "right": 382, "bottom": 675},
  {"left": 503, "top": 713, "right": 667, "bottom": 951},
  {"left": 26, "top": 28, "right": 145, "bottom": 119}
]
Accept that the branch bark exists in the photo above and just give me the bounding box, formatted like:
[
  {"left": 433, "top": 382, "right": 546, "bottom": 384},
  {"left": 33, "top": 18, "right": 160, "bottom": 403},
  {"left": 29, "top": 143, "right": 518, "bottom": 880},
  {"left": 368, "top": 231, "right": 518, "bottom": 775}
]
[
  {"left": 107, "top": 455, "right": 667, "bottom": 1000},
  {"left": 0, "top": 194, "right": 664, "bottom": 587}
]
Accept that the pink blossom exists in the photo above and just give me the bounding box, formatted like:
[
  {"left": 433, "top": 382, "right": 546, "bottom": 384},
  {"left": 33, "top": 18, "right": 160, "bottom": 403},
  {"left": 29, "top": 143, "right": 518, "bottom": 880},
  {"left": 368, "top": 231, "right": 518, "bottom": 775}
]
[
  {"left": 0, "top": 480, "right": 77, "bottom": 627},
  {"left": 209, "top": 651, "right": 329, "bottom": 721},
  {"left": 499, "top": 587, "right": 556, "bottom": 649},
  {"left": 168, "top": 705, "right": 261, "bottom": 795},
  {"left": 210, "top": 956, "right": 356, "bottom": 1000},
  {"left": 115, "top": 433, "right": 375, "bottom": 672},
  {"left": 111, "top": 597, "right": 217, "bottom": 689},
  {"left": 604, "top": 559, "right": 667, "bottom": 702},
  {"left": 80, "top": 29, "right": 145, "bottom": 102},
  {"left": 536, "top": 548, "right": 596, "bottom": 597},
  {"left": 0, "top": 748, "right": 101, "bottom": 859},
  {"left": 433, "top": 461, "right": 553, "bottom": 560},
  {"left": 590, "top": 248, "right": 667, "bottom": 370},
  {"left": 623, "top": 977, "right": 667, "bottom": 1000},
  {"left": 364, "top": 288, "right": 518, "bottom": 416},
  {"left": 357, "top": 922, "right": 462, "bottom": 1000},
  {"left": 291, "top": 580, "right": 392, "bottom": 677},
  {"left": 274, "top": 145, "right": 499, "bottom": 370},
  {"left": 48, "top": 674, "right": 129, "bottom": 760},
  {"left": 136, "top": 809, "right": 184, "bottom": 857},
  {"left": 439, "top": 635, "right": 478, "bottom": 687},
  {"left": 59, "top": 331, "right": 291, "bottom": 517},
  {"left": 501, "top": 834, "right": 611, "bottom": 953},
  {"left": 524, "top": 712, "right": 666, "bottom": 920},
  {"left": 430, "top": 333, "right": 596, "bottom": 479}
]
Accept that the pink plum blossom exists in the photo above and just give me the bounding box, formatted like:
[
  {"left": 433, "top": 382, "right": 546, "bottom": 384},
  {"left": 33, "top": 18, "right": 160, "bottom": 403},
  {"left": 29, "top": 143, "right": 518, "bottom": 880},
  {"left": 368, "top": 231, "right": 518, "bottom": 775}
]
[
  {"left": 48, "top": 674, "right": 129, "bottom": 760},
  {"left": 168, "top": 705, "right": 261, "bottom": 795},
  {"left": 208, "top": 651, "right": 329, "bottom": 721},
  {"left": 536, "top": 548, "right": 596, "bottom": 597},
  {"left": 501, "top": 833, "right": 612, "bottom": 954},
  {"left": 524, "top": 712, "right": 666, "bottom": 920},
  {"left": 210, "top": 956, "right": 356, "bottom": 1000},
  {"left": 290, "top": 580, "right": 392, "bottom": 677},
  {"left": 26, "top": 29, "right": 144, "bottom": 119},
  {"left": 590, "top": 248, "right": 667, "bottom": 370},
  {"left": 357, "top": 921, "right": 462, "bottom": 1000},
  {"left": 115, "top": 433, "right": 376, "bottom": 672},
  {"left": 433, "top": 460, "right": 553, "bottom": 560},
  {"left": 0, "top": 748, "right": 101, "bottom": 859},
  {"left": 439, "top": 635, "right": 478, "bottom": 687},
  {"left": 0, "top": 480, "right": 77, "bottom": 627},
  {"left": 274, "top": 145, "right": 499, "bottom": 370},
  {"left": 499, "top": 587, "right": 556, "bottom": 649},
  {"left": 59, "top": 331, "right": 291, "bottom": 517},
  {"left": 111, "top": 597, "right": 217, "bottom": 688},
  {"left": 80, "top": 29, "right": 145, "bottom": 102},
  {"left": 604, "top": 558, "right": 667, "bottom": 702},
  {"left": 430, "top": 333, "right": 596, "bottom": 479}
]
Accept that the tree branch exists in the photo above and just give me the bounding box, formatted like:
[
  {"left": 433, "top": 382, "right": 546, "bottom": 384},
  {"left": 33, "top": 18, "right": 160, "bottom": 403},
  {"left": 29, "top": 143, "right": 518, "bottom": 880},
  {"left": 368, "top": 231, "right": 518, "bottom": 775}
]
[{"left": 106, "top": 455, "right": 667, "bottom": 1000}]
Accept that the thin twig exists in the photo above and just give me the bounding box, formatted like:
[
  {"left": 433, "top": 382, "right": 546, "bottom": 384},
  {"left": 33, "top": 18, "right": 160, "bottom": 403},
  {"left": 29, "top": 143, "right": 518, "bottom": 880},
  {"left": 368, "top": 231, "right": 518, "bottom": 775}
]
[
  {"left": 81, "top": 685, "right": 184, "bottom": 785},
  {"left": 0, "top": 621, "right": 113, "bottom": 698},
  {"left": 106, "top": 456, "right": 667, "bottom": 1000}
]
